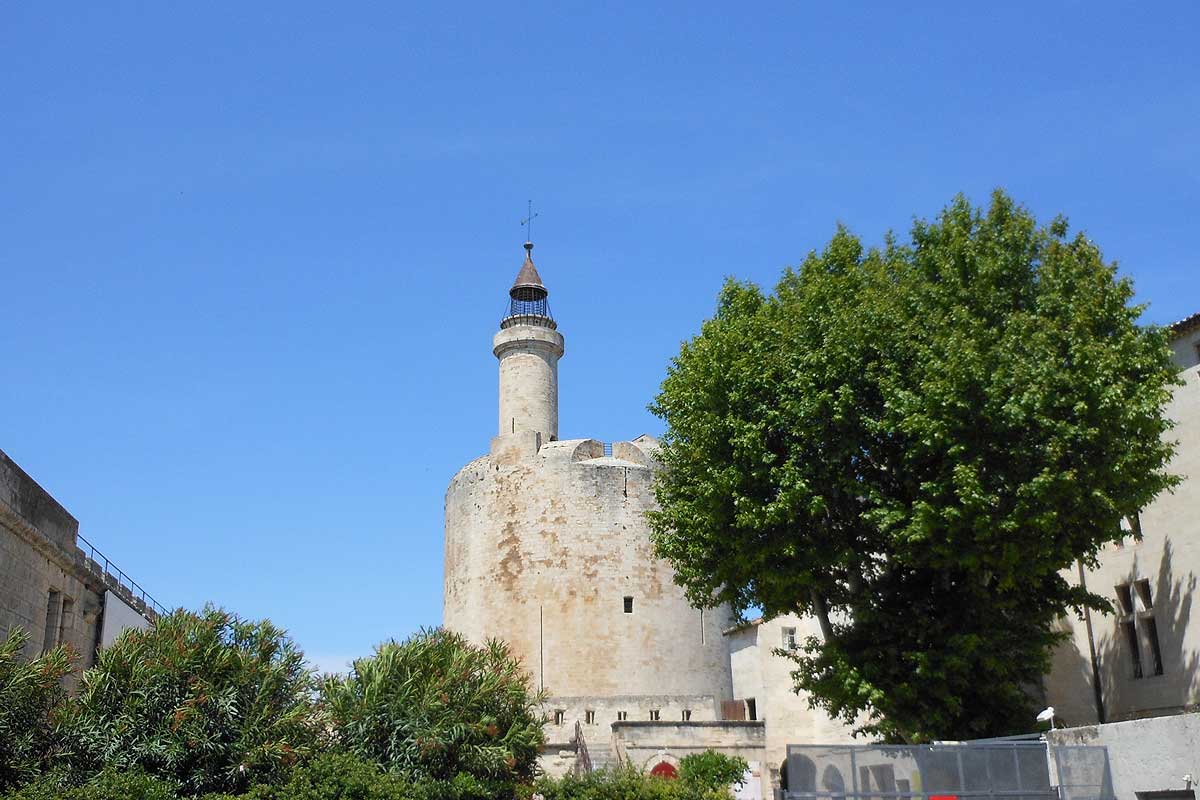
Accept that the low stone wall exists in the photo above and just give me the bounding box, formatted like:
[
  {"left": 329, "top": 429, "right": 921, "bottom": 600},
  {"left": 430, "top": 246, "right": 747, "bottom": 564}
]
[
  {"left": 1048, "top": 712, "right": 1199, "bottom": 799},
  {"left": 613, "top": 720, "right": 766, "bottom": 772}
]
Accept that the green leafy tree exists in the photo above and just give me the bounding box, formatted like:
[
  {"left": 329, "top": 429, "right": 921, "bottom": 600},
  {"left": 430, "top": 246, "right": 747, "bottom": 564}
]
[
  {"left": 649, "top": 191, "right": 1180, "bottom": 742},
  {"left": 0, "top": 629, "right": 73, "bottom": 790},
  {"left": 60, "top": 606, "right": 318, "bottom": 795},
  {"left": 320, "top": 629, "right": 544, "bottom": 794},
  {"left": 678, "top": 752, "right": 747, "bottom": 791}
]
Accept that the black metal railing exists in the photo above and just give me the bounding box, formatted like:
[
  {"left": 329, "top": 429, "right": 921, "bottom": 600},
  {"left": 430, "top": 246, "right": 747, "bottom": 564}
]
[{"left": 77, "top": 533, "right": 168, "bottom": 618}]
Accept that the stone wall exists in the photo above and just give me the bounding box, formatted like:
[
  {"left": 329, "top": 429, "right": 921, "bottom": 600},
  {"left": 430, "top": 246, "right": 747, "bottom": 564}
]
[
  {"left": 1048, "top": 712, "right": 1200, "bottom": 799},
  {"left": 1045, "top": 337, "right": 1200, "bottom": 724},
  {"left": 541, "top": 693, "right": 720, "bottom": 748},
  {"left": 612, "top": 720, "right": 766, "bottom": 773},
  {"left": 0, "top": 448, "right": 157, "bottom": 679}
]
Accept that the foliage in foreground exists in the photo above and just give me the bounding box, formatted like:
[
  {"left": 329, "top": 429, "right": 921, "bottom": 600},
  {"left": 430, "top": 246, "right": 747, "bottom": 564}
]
[
  {"left": 649, "top": 190, "right": 1181, "bottom": 742},
  {"left": 0, "top": 629, "right": 73, "bottom": 791},
  {"left": 2, "top": 753, "right": 751, "bottom": 800},
  {"left": 321, "top": 629, "right": 545, "bottom": 795},
  {"left": 2, "top": 769, "right": 180, "bottom": 800},
  {"left": 58, "top": 606, "right": 319, "bottom": 795},
  {"left": 220, "top": 753, "right": 498, "bottom": 800},
  {"left": 677, "top": 751, "right": 747, "bottom": 791},
  {"left": 520, "top": 764, "right": 736, "bottom": 800}
]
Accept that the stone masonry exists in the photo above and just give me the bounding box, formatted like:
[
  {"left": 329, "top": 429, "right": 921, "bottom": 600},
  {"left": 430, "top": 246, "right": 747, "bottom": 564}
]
[{"left": 0, "top": 447, "right": 158, "bottom": 682}]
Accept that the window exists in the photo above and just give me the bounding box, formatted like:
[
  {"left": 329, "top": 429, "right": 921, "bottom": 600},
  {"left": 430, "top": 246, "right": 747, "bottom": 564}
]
[
  {"left": 59, "top": 598, "right": 74, "bottom": 647},
  {"left": 1121, "top": 618, "right": 1143, "bottom": 678},
  {"left": 623, "top": 596, "right": 634, "bottom": 614},
  {"left": 745, "top": 698, "right": 757, "bottom": 721},
  {"left": 1117, "top": 579, "right": 1165, "bottom": 678},
  {"left": 681, "top": 709, "right": 692, "bottom": 721},
  {"left": 585, "top": 710, "right": 596, "bottom": 724},
  {"left": 617, "top": 711, "right": 628, "bottom": 721},
  {"left": 42, "top": 590, "right": 63, "bottom": 654},
  {"left": 553, "top": 710, "right": 565, "bottom": 725},
  {"left": 649, "top": 709, "right": 660, "bottom": 721},
  {"left": 1144, "top": 617, "right": 1165, "bottom": 677},
  {"left": 782, "top": 627, "right": 798, "bottom": 650},
  {"left": 1116, "top": 584, "right": 1134, "bottom": 614}
]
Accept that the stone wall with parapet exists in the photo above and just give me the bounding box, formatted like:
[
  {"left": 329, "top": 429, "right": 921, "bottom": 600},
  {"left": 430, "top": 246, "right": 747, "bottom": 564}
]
[
  {"left": 0, "top": 448, "right": 158, "bottom": 676},
  {"left": 612, "top": 720, "right": 766, "bottom": 772}
]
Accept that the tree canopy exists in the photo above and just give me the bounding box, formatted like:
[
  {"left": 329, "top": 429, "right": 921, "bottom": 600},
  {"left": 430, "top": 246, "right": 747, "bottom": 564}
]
[{"left": 649, "top": 191, "right": 1180, "bottom": 742}]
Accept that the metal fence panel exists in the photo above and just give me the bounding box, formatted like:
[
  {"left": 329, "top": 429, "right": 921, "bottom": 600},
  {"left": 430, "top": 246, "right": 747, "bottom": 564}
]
[
  {"left": 784, "top": 742, "right": 1110, "bottom": 800},
  {"left": 1052, "top": 746, "right": 1114, "bottom": 800}
]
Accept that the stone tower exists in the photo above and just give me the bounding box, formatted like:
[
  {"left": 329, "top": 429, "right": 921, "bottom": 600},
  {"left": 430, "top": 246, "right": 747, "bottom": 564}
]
[
  {"left": 494, "top": 242, "right": 564, "bottom": 442},
  {"left": 443, "top": 241, "right": 735, "bottom": 764}
]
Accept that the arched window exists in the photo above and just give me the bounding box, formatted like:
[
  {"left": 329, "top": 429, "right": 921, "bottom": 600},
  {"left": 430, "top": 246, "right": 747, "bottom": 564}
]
[{"left": 650, "top": 761, "right": 679, "bottom": 779}]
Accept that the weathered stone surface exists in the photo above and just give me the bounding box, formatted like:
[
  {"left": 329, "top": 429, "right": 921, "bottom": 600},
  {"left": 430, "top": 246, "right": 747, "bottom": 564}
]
[
  {"left": 1, "top": 448, "right": 157, "bottom": 684},
  {"left": 444, "top": 435, "right": 735, "bottom": 700},
  {"left": 612, "top": 720, "right": 766, "bottom": 772}
]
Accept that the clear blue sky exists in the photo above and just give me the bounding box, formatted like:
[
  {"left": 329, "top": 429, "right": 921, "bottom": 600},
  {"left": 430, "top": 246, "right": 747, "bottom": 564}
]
[{"left": 2, "top": 3, "right": 1196, "bottom": 672}]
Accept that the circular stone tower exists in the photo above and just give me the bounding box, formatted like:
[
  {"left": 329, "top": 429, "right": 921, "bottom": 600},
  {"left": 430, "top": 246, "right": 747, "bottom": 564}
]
[
  {"left": 443, "top": 242, "right": 734, "bottom": 739},
  {"left": 494, "top": 242, "right": 564, "bottom": 441}
]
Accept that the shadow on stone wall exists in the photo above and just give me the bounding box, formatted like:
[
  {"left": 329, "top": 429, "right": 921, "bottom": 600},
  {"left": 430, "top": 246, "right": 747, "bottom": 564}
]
[{"left": 1050, "top": 538, "right": 1198, "bottom": 724}]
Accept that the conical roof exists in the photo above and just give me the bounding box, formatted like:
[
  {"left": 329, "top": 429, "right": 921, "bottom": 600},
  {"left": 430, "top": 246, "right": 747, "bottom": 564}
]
[{"left": 510, "top": 242, "right": 546, "bottom": 294}]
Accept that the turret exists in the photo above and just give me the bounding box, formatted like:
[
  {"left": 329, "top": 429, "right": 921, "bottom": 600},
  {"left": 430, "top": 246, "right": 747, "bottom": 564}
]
[{"left": 493, "top": 242, "right": 565, "bottom": 442}]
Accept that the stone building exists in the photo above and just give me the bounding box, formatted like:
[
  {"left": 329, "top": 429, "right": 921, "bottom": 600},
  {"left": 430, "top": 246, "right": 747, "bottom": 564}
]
[
  {"left": 1, "top": 447, "right": 161, "bottom": 682},
  {"left": 442, "top": 242, "right": 852, "bottom": 785},
  {"left": 1045, "top": 313, "right": 1200, "bottom": 725}
]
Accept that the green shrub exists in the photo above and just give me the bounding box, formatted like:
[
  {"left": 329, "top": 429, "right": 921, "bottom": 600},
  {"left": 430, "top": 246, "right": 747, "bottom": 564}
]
[
  {"left": 0, "top": 628, "right": 73, "bottom": 790},
  {"left": 3, "top": 769, "right": 180, "bottom": 800},
  {"left": 59, "top": 606, "right": 318, "bottom": 796},
  {"left": 321, "top": 629, "right": 544, "bottom": 794},
  {"left": 678, "top": 752, "right": 747, "bottom": 791},
  {"left": 198, "top": 753, "right": 497, "bottom": 800},
  {"left": 520, "top": 765, "right": 733, "bottom": 800}
]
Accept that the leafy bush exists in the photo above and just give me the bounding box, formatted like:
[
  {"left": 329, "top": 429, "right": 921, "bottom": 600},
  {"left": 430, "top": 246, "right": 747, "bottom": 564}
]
[
  {"left": 59, "top": 606, "right": 318, "bottom": 795},
  {"left": 2, "top": 769, "right": 180, "bottom": 800},
  {"left": 0, "top": 628, "right": 73, "bottom": 790},
  {"left": 198, "top": 753, "right": 499, "bottom": 800},
  {"left": 520, "top": 766, "right": 733, "bottom": 800},
  {"left": 678, "top": 752, "right": 747, "bottom": 791},
  {"left": 321, "top": 629, "right": 544, "bottom": 795}
]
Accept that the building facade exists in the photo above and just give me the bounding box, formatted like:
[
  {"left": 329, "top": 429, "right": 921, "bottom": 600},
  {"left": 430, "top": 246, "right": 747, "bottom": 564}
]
[
  {"left": 1045, "top": 314, "right": 1200, "bottom": 725},
  {"left": 0, "top": 447, "right": 160, "bottom": 682}
]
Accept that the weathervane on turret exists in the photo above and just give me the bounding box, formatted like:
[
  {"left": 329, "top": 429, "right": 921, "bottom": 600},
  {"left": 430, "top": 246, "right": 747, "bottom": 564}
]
[{"left": 520, "top": 200, "right": 539, "bottom": 246}]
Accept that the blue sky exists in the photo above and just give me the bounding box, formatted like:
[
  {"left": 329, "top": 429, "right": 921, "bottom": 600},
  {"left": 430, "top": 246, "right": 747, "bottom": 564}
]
[{"left": 2, "top": 2, "right": 1196, "bottom": 672}]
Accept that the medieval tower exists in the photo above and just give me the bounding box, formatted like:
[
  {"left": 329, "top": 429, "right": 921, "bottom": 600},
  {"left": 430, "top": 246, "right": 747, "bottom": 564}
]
[{"left": 443, "top": 241, "right": 735, "bottom": 762}]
